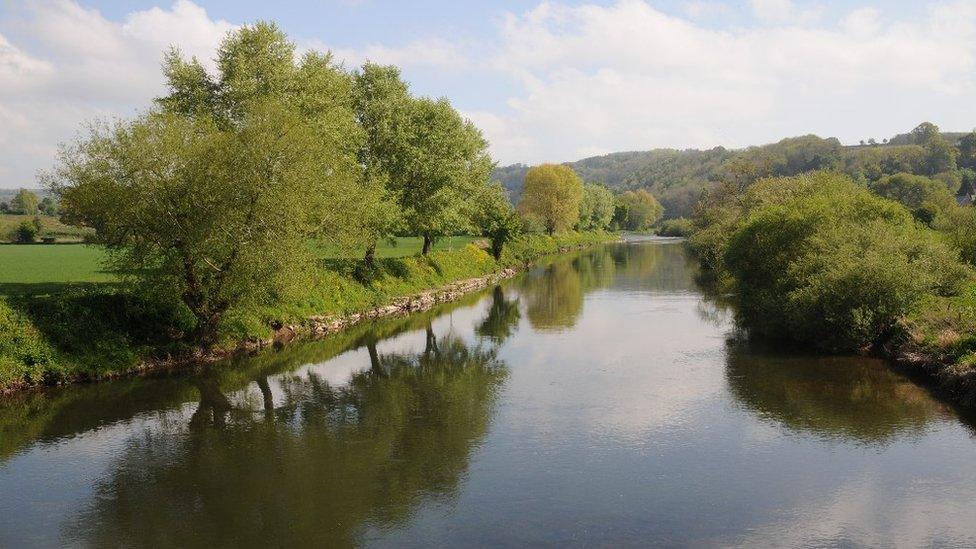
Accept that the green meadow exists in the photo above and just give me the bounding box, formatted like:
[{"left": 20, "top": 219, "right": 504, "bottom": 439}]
[{"left": 0, "top": 236, "right": 480, "bottom": 295}]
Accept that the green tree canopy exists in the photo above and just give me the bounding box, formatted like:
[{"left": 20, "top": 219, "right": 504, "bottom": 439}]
[
  {"left": 911, "top": 121, "right": 941, "bottom": 145},
  {"left": 958, "top": 132, "right": 976, "bottom": 170},
  {"left": 518, "top": 164, "right": 584, "bottom": 235},
  {"left": 868, "top": 172, "right": 955, "bottom": 224},
  {"left": 577, "top": 183, "right": 615, "bottom": 231},
  {"left": 472, "top": 183, "right": 520, "bottom": 260},
  {"left": 55, "top": 107, "right": 357, "bottom": 343},
  {"left": 723, "top": 173, "right": 969, "bottom": 351},
  {"left": 351, "top": 63, "right": 411, "bottom": 262},
  {"left": 395, "top": 97, "right": 493, "bottom": 254},
  {"left": 613, "top": 189, "right": 663, "bottom": 231},
  {"left": 9, "top": 189, "right": 40, "bottom": 215},
  {"left": 52, "top": 23, "right": 365, "bottom": 343}
]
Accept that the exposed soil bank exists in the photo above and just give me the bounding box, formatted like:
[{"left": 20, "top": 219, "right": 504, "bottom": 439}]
[{"left": 881, "top": 333, "right": 976, "bottom": 408}]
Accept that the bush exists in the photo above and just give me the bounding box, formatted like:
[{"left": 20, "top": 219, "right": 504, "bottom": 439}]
[
  {"left": 11, "top": 221, "right": 38, "bottom": 243},
  {"left": 656, "top": 217, "right": 693, "bottom": 237},
  {"left": 724, "top": 176, "right": 970, "bottom": 351}
]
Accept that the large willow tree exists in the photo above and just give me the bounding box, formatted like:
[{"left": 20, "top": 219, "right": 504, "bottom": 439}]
[
  {"left": 519, "top": 164, "right": 584, "bottom": 235},
  {"left": 50, "top": 23, "right": 363, "bottom": 343}
]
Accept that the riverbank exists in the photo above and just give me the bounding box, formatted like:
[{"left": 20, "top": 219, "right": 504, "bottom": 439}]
[
  {"left": 880, "top": 283, "right": 976, "bottom": 406},
  {"left": 0, "top": 231, "right": 616, "bottom": 395}
]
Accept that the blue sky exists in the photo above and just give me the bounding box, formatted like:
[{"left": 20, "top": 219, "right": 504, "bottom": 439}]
[{"left": 0, "top": 0, "right": 973, "bottom": 187}]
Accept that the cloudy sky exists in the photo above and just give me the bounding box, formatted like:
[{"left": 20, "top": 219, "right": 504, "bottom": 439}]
[{"left": 0, "top": 0, "right": 974, "bottom": 187}]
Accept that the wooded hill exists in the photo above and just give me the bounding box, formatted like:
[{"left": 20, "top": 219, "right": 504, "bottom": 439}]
[{"left": 493, "top": 125, "right": 976, "bottom": 218}]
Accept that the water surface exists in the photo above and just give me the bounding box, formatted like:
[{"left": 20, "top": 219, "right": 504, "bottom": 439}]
[{"left": 2, "top": 240, "right": 975, "bottom": 547}]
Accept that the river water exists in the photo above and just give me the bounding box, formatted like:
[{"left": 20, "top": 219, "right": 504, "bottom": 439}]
[{"left": 2, "top": 239, "right": 976, "bottom": 547}]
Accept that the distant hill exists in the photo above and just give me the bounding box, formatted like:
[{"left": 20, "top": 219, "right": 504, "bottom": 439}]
[{"left": 493, "top": 129, "right": 971, "bottom": 218}]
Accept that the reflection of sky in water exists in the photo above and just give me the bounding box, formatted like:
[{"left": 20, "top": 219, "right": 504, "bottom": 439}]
[{"left": 1, "top": 241, "right": 975, "bottom": 547}]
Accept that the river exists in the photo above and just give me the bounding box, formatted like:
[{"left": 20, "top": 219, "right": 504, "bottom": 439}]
[{"left": 2, "top": 239, "right": 976, "bottom": 547}]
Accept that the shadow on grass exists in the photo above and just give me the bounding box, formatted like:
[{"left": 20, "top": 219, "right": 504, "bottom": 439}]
[
  {"left": 2, "top": 285, "right": 192, "bottom": 379},
  {"left": 0, "top": 281, "right": 121, "bottom": 298},
  {"left": 321, "top": 257, "right": 413, "bottom": 285}
]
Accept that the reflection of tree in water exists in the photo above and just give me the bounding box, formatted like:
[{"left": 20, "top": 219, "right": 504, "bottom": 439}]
[
  {"left": 475, "top": 286, "right": 521, "bottom": 343},
  {"left": 524, "top": 259, "right": 584, "bottom": 332},
  {"left": 519, "top": 247, "right": 623, "bottom": 332},
  {"left": 66, "top": 324, "right": 507, "bottom": 548},
  {"left": 725, "top": 343, "right": 949, "bottom": 443}
]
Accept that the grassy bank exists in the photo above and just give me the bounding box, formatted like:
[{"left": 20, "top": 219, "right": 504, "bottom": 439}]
[
  {"left": 0, "top": 231, "right": 614, "bottom": 393},
  {"left": 883, "top": 281, "right": 976, "bottom": 405}
]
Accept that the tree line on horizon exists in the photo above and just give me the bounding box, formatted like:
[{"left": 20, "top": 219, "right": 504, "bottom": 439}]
[{"left": 494, "top": 121, "right": 976, "bottom": 219}]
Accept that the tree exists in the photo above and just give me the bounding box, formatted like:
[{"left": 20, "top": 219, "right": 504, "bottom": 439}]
[
  {"left": 577, "top": 183, "right": 615, "bottom": 230},
  {"left": 959, "top": 168, "right": 976, "bottom": 199},
  {"left": 352, "top": 63, "right": 411, "bottom": 264},
  {"left": 54, "top": 107, "right": 357, "bottom": 344},
  {"left": 922, "top": 135, "right": 958, "bottom": 176},
  {"left": 394, "top": 97, "right": 493, "bottom": 254},
  {"left": 868, "top": 173, "right": 954, "bottom": 213},
  {"left": 0, "top": 201, "right": 8, "bottom": 214},
  {"left": 958, "top": 132, "right": 976, "bottom": 170},
  {"left": 9, "top": 189, "right": 39, "bottom": 215},
  {"left": 518, "top": 164, "right": 584, "bottom": 235},
  {"left": 39, "top": 196, "right": 57, "bottom": 216},
  {"left": 157, "top": 22, "right": 365, "bottom": 246},
  {"left": 472, "top": 183, "right": 520, "bottom": 260},
  {"left": 215, "top": 22, "right": 296, "bottom": 122},
  {"left": 613, "top": 189, "right": 663, "bottom": 231},
  {"left": 911, "top": 122, "right": 941, "bottom": 145}
]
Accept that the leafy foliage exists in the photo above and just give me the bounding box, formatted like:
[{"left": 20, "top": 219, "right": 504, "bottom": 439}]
[
  {"left": 577, "top": 183, "right": 615, "bottom": 231},
  {"left": 472, "top": 183, "right": 521, "bottom": 260},
  {"left": 613, "top": 189, "right": 663, "bottom": 231},
  {"left": 694, "top": 172, "right": 971, "bottom": 351},
  {"left": 656, "top": 217, "right": 694, "bottom": 237},
  {"left": 519, "top": 164, "right": 584, "bottom": 235}
]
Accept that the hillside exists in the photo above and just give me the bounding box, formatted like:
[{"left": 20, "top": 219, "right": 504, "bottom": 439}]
[{"left": 493, "top": 128, "right": 973, "bottom": 218}]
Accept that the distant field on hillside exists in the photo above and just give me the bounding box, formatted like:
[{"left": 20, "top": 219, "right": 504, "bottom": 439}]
[
  {"left": 0, "top": 236, "right": 481, "bottom": 295},
  {"left": 0, "top": 214, "right": 91, "bottom": 243}
]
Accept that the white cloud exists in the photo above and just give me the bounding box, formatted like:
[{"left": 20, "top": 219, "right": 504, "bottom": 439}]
[
  {"left": 749, "top": 0, "right": 821, "bottom": 24},
  {"left": 0, "top": 0, "right": 234, "bottom": 187},
  {"left": 477, "top": 0, "right": 976, "bottom": 164},
  {"left": 324, "top": 37, "right": 469, "bottom": 70},
  {"left": 684, "top": 1, "right": 729, "bottom": 19}
]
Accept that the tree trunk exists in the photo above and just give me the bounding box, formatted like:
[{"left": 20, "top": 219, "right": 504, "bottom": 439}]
[
  {"left": 364, "top": 241, "right": 376, "bottom": 267},
  {"left": 422, "top": 234, "right": 432, "bottom": 255},
  {"left": 190, "top": 310, "right": 222, "bottom": 348},
  {"left": 491, "top": 238, "right": 503, "bottom": 260}
]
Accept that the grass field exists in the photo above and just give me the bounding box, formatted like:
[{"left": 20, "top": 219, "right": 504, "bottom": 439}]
[
  {"left": 0, "top": 236, "right": 481, "bottom": 295},
  {"left": 0, "top": 244, "right": 114, "bottom": 295}
]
